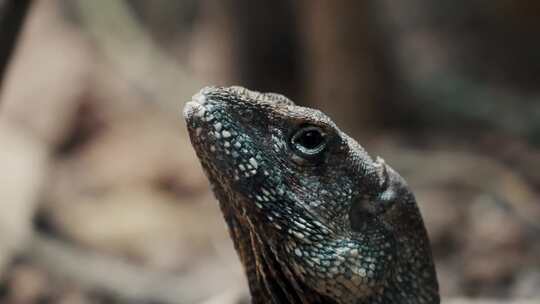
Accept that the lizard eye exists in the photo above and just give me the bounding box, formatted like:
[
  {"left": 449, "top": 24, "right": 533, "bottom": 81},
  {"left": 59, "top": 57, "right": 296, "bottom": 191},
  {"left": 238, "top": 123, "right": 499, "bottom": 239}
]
[{"left": 291, "top": 126, "right": 327, "bottom": 158}]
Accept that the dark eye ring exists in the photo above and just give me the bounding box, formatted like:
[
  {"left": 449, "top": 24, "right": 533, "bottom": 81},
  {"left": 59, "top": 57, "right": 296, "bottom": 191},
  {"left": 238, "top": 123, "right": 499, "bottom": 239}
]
[{"left": 290, "top": 126, "right": 327, "bottom": 158}]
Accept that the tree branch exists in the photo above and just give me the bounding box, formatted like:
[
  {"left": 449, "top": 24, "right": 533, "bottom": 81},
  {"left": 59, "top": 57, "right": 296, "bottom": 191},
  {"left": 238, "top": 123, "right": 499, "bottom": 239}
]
[{"left": 0, "top": 0, "right": 32, "bottom": 93}]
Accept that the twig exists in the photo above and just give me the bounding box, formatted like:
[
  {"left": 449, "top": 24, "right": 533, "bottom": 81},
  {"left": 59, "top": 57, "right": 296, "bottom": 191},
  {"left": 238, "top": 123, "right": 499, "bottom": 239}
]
[
  {"left": 70, "top": 0, "right": 202, "bottom": 111},
  {"left": 0, "top": 0, "right": 32, "bottom": 93},
  {"left": 25, "top": 233, "right": 246, "bottom": 304}
]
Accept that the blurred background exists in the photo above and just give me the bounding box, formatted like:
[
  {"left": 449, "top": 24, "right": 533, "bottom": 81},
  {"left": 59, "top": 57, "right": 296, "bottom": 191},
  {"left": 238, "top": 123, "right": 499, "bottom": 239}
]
[{"left": 0, "top": 1, "right": 539, "bottom": 303}]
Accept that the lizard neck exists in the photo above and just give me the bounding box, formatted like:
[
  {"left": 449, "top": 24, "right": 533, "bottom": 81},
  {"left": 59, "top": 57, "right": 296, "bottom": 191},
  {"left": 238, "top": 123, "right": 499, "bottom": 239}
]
[
  {"left": 213, "top": 184, "right": 438, "bottom": 304},
  {"left": 212, "top": 184, "right": 331, "bottom": 303},
  {"left": 376, "top": 193, "right": 440, "bottom": 304}
]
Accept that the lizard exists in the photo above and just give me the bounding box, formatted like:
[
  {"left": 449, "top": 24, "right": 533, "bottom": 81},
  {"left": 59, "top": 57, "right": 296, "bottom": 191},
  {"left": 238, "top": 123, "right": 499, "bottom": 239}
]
[{"left": 183, "top": 86, "right": 440, "bottom": 304}]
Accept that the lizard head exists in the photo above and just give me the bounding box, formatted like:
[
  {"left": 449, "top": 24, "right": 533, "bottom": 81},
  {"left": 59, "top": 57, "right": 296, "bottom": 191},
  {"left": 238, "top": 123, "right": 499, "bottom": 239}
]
[{"left": 184, "top": 86, "right": 438, "bottom": 303}]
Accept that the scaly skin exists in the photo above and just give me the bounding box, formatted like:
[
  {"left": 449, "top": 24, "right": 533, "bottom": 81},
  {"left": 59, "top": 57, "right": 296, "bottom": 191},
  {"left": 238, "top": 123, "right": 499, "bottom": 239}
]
[{"left": 183, "top": 86, "right": 439, "bottom": 304}]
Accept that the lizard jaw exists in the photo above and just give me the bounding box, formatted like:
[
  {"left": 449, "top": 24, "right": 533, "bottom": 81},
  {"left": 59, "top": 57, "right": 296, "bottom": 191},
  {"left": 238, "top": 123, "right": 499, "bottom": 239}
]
[{"left": 183, "top": 91, "right": 208, "bottom": 124}]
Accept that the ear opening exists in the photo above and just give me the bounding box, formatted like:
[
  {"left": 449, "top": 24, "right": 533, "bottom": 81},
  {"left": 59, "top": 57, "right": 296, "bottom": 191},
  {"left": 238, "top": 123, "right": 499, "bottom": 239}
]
[
  {"left": 349, "top": 196, "right": 379, "bottom": 232},
  {"left": 349, "top": 162, "right": 403, "bottom": 232}
]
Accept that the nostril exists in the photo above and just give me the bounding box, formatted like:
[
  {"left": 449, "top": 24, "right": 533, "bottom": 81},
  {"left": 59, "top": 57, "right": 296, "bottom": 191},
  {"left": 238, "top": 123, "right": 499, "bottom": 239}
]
[
  {"left": 192, "top": 91, "right": 207, "bottom": 104},
  {"left": 183, "top": 101, "right": 206, "bottom": 121}
]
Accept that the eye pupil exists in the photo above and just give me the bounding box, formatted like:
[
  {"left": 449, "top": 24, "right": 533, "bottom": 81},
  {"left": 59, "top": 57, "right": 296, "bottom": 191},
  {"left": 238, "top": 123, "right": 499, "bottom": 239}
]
[
  {"left": 291, "top": 126, "right": 327, "bottom": 158},
  {"left": 297, "top": 129, "right": 323, "bottom": 149}
]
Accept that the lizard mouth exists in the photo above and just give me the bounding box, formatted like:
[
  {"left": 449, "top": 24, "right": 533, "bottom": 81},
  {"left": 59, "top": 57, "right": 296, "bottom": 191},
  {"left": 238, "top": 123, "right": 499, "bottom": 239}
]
[
  {"left": 183, "top": 88, "right": 224, "bottom": 146},
  {"left": 184, "top": 88, "right": 262, "bottom": 185},
  {"left": 183, "top": 89, "right": 209, "bottom": 124}
]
